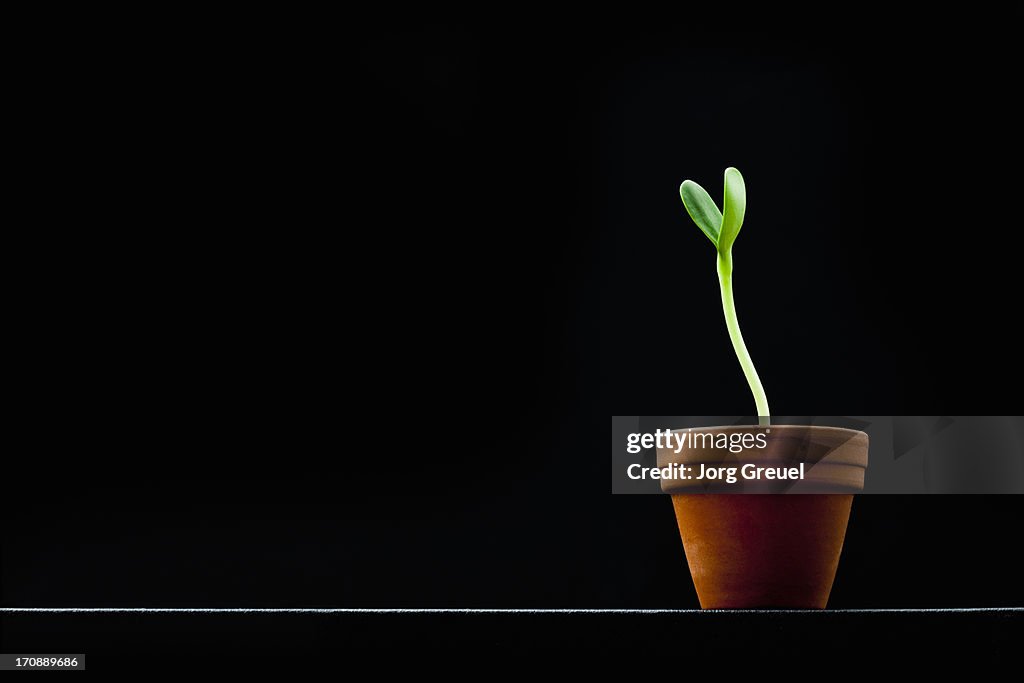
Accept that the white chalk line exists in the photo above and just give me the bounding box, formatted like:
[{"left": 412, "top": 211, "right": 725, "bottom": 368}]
[{"left": 0, "top": 608, "right": 1020, "bottom": 614}]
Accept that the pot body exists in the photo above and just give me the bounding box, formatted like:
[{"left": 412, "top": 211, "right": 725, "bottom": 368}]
[
  {"left": 672, "top": 493, "right": 853, "bottom": 609},
  {"left": 658, "top": 426, "right": 868, "bottom": 609}
]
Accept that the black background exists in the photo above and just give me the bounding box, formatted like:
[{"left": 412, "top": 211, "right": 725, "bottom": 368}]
[{"left": 3, "top": 15, "right": 1023, "bottom": 659}]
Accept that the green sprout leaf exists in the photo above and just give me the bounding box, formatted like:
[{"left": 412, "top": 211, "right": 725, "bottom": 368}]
[
  {"left": 679, "top": 180, "right": 722, "bottom": 247},
  {"left": 718, "top": 167, "right": 746, "bottom": 254},
  {"left": 679, "top": 166, "right": 769, "bottom": 425}
]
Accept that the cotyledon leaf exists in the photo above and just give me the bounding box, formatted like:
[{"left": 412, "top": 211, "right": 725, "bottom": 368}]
[
  {"left": 679, "top": 179, "right": 722, "bottom": 247},
  {"left": 718, "top": 167, "right": 746, "bottom": 254}
]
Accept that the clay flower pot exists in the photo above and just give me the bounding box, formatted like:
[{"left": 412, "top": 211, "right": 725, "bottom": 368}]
[{"left": 657, "top": 425, "right": 868, "bottom": 609}]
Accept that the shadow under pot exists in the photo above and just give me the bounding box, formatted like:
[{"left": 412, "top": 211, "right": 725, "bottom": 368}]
[{"left": 657, "top": 425, "right": 869, "bottom": 609}]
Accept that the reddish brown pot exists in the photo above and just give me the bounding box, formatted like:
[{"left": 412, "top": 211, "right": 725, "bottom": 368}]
[{"left": 657, "top": 426, "right": 869, "bottom": 609}]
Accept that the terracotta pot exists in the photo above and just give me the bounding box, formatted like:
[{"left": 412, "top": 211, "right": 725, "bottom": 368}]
[{"left": 657, "top": 426, "right": 868, "bottom": 609}]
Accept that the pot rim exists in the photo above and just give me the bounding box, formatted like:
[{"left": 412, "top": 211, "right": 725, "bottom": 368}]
[
  {"left": 667, "top": 424, "right": 866, "bottom": 438},
  {"left": 656, "top": 424, "right": 869, "bottom": 493}
]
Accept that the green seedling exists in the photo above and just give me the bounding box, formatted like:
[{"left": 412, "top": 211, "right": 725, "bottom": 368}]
[{"left": 680, "top": 167, "right": 770, "bottom": 426}]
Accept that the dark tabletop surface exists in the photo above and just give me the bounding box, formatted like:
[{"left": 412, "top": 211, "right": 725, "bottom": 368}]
[{"left": 2, "top": 607, "right": 1020, "bottom": 671}]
